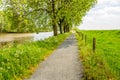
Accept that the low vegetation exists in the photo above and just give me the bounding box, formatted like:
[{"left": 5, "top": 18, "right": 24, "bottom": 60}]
[
  {"left": 0, "top": 33, "right": 70, "bottom": 80},
  {"left": 76, "top": 30, "right": 120, "bottom": 80}
]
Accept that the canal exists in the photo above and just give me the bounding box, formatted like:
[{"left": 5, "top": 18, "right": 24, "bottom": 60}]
[{"left": 0, "top": 32, "right": 53, "bottom": 47}]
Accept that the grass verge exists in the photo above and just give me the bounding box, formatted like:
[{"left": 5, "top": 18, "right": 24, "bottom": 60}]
[
  {"left": 0, "top": 33, "right": 70, "bottom": 80},
  {"left": 76, "top": 30, "right": 120, "bottom": 80}
]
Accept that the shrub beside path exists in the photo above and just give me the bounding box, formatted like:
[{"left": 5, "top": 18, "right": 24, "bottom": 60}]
[{"left": 25, "top": 34, "right": 83, "bottom": 80}]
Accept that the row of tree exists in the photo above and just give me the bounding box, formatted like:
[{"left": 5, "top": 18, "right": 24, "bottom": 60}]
[{"left": 0, "top": 0, "right": 96, "bottom": 36}]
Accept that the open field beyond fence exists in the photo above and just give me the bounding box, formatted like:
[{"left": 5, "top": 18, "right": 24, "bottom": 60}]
[{"left": 76, "top": 30, "right": 120, "bottom": 80}]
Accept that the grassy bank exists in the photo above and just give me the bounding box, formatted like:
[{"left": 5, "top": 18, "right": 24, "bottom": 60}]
[
  {"left": 76, "top": 30, "right": 120, "bottom": 80},
  {"left": 0, "top": 33, "right": 70, "bottom": 80}
]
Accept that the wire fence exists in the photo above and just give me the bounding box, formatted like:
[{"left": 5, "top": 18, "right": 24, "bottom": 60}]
[{"left": 77, "top": 31, "right": 120, "bottom": 80}]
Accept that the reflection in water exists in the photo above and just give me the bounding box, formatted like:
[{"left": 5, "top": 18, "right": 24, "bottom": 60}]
[
  {"left": 0, "top": 32, "right": 53, "bottom": 42},
  {"left": 0, "top": 33, "right": 33, "bottom": 43},
  {"left": 0, "top": 32, "right": 53, "bottom": 47},
  {"left": 33, "top": 32, "right": 53, "bottom": 41}
]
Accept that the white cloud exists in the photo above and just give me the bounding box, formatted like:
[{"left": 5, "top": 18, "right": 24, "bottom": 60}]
[
  {"left": 97, "top": 0, "right": 120, "bottom": 7},
  {"left": 79, "top": 0, "right": 120, "bottom": 30},
  {"left": 104, "top": 7, "right": 120, "bottom": 15}
]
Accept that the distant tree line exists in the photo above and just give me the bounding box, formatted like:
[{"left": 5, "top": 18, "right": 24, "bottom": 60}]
[{"left": 0, "top": 0, "right": 96, "bottom": 35}]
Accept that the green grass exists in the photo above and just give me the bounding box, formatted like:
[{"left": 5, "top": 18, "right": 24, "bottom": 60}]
[
  {"left": 0, "top": 33, "right": 70, "bottom": 80},
  {"left": 76, "top": 30, "right": 120, "bottom": 80}
]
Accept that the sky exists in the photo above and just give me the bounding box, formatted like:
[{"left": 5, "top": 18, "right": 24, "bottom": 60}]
[{"left": 79, "top": 0, "right": 120, "bottom": 30}]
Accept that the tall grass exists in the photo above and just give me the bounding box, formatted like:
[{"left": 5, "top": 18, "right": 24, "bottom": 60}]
[
  {"left": 76, "top": 30, "right": 120, "bottom": 80},
  {"left": 0, "top": 33, "right": 70, "bottom": 80}
]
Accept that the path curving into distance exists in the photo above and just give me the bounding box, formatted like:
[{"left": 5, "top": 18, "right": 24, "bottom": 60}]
[{"left": 25, "top": 34, "right": 83, "bottom": 80}]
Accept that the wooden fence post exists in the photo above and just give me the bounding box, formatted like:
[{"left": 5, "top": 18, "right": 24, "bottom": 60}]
[
  {"left": 85, "top": 35, "right": 87, "bottom": 45},
  {"left": 79, "top": 32, "right": 81, "bottom": 36},
  {"left": 93, "top": 38, "right": 96, "bottom": 53},
  {"left": 82, "top": 33, "right": 84, "bottom": 40}
]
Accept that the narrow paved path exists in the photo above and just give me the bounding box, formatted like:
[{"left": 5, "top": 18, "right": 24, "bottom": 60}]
[{"left": 25, "top": 34, "right": 83, "bottom": 80}]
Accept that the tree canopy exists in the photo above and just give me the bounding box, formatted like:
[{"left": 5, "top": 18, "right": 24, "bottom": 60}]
[{"left": 0, "top": 0, "right": 96, "bottom": 35}]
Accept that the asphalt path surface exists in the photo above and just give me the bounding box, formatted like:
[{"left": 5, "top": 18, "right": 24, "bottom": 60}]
[{"left": 25, "top": 34, "right": 83, "bottom": 80}]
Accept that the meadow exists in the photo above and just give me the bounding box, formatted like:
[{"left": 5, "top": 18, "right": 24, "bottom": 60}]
[
  {"left": 0, "top": 33, "right": 70, "bottom": 80},
  {"left": 76, "top": 30, "right": 120, "bottom": 80}
]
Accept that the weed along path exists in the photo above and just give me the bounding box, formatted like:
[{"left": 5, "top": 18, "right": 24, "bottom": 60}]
[{"left": 25, "top": 34, "right": 83, "bottom": 80}]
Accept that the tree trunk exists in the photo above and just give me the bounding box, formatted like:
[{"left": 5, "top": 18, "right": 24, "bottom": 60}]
[
  {"left": 52, "top": 0, "right": 57, "bottom": 36},
  {"left": 66, "top": 24, "right": 70, "bottom": 32},
  {"left": 63, "top": 25, "right": 67, "bottom": 33},
  {"left": 68, "top": 26, "right": 70, "bottom": 32},
  {"left": 59, "top": 20, "right": 63, "bottom": 34},
  {"left": 66, "top": 26, "right": 68, "bottom": 32},
  {"left": 59, "top": 24, "right": 62, "bottom": 34},
  {"left": 53, "top": 23, "right": 57, "bottom": 36}
]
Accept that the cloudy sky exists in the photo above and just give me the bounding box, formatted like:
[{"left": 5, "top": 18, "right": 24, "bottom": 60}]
[{"left": 79, "top": 0, "right": 120, "bottom": 30}]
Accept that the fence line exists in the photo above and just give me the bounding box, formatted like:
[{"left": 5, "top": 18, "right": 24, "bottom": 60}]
[
  {"left": 77, "top": 32, "right": 96, "bottom": 53},
  {"left": 77, "top": 31, "right": 120, "bottom": 79},
  {"left": 93, "top": 38, "right": 96, "bottom": 53}
]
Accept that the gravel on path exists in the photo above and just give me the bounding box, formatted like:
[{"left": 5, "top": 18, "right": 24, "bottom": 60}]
[{"left": 25, "top": 34, "right": 83, "bottom": 80}]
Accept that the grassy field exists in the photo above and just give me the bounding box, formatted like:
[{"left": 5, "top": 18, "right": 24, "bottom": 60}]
[
  {"left": 0, "top": 33, "right": 70, "bottom": 80},
  {"left": 76, "top": 30, "right": 120, "bottom": 80}
]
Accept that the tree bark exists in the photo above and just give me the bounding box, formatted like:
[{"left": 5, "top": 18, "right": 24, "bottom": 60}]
[
  {"left": 59, "top": 19, "right": 63, "bottom": 34},
  {"left": 52, "top": 0, "right": 57, "bottom": 36},
  {"left": 63, "top": 25, "right": 67, "bottom": 33},
  {"left": 59, "top": 23, "right": 62, "bottom": 34},
  {"left": 66, "top": 24, "right": 70, "bottom": 32}
]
